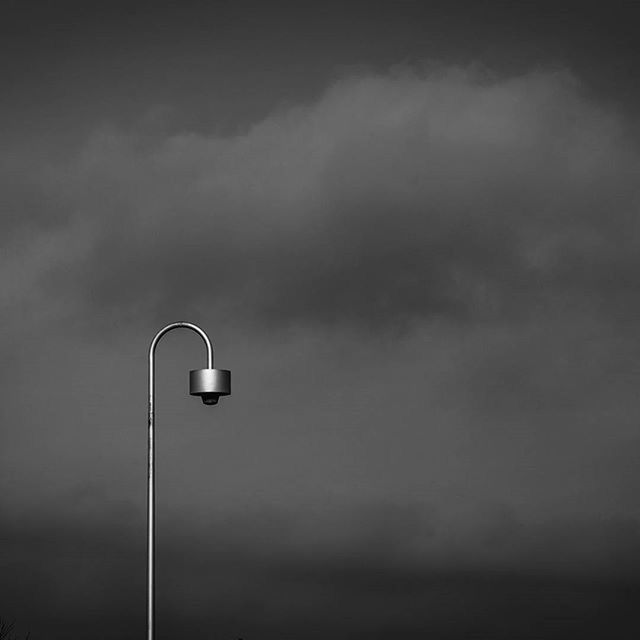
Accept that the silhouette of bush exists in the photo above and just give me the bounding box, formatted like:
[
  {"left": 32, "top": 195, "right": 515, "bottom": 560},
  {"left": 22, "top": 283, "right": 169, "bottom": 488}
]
[{"left": 0, "top": 618, "right": 30, "bottom": 640}]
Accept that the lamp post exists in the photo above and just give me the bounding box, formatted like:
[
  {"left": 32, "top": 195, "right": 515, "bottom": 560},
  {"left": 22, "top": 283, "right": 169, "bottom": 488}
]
[{"left": 147, "top": 322, "right": 231, "bottom": 640}]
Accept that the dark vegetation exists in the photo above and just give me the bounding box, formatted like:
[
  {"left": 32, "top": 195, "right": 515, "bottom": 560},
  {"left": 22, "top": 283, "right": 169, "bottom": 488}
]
[{"left": 0, "top": 618, "right": 30, "bottom": 640}]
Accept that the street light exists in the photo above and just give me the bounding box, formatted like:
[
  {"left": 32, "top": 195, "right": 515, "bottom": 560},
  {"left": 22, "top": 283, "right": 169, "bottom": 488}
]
[{"left": 147, "top": 322, "right": 231, "bottom": 640}]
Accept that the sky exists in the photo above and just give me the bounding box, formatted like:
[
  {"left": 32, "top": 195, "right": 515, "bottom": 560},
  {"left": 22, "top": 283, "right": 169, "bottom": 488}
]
[{"left": 2, "top": 1, "right": 640, "bottom": 638}]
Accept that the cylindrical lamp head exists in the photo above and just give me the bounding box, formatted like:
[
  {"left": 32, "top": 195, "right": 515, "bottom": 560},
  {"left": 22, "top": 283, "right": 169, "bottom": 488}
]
[{"left": 189, "top": 368, "right": 231, "bottom": 405}]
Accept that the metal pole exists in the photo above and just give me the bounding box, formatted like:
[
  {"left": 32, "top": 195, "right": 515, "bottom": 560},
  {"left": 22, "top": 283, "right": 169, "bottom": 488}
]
[{"left": 147, "top": 322, "right": 213, "bottom": 640}]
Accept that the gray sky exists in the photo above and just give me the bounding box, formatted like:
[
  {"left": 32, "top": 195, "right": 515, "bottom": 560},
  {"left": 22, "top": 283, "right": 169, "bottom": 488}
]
[{"left": 2, "top": 2, "right": 640, "bottom": 638}]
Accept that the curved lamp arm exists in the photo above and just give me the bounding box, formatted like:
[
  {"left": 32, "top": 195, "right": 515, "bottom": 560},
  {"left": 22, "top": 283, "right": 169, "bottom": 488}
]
[{"left": 149, "top": 321, "right": 213, "bottom": 370}]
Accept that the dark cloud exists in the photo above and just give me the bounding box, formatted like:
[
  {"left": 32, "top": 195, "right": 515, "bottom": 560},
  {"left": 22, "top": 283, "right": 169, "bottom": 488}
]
[
  {"left": 3, "top": 67, "right": 639, "bottom": 336},
  {"left": 3, "top": 61, "right": 640, "bottom": 639},
  {"left": 2, "top": 503, "right": 640, "bottom": 639}
]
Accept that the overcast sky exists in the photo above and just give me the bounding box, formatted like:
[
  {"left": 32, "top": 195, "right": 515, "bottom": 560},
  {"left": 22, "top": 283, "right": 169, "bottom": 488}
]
[{"left": 2, "top": 2, "right": 640, "bottom": 638}]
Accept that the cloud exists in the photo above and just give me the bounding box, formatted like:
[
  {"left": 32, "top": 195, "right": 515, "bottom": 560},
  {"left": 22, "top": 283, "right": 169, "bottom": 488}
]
[
  {"left": 2, "top": 502, "right": 640, "bottom": 639},
  {"left": 3, "top": 66, "right": 638, "bottom": 334},
  {"left": 3, "top": 64, "right": 640, "bottom": 638}
]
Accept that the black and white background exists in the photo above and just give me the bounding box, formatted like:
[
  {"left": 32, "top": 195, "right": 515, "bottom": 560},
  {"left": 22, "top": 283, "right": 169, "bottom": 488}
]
[{"left": 2, "top": 2, "right": 640, "bottom": 638}]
